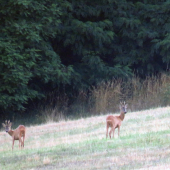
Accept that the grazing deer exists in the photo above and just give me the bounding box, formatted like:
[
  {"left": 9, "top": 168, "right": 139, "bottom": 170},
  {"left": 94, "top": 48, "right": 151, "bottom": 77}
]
[
  {"left": 2, "top": 120, "right": 26, "bottom": 150},
  {"left": 106, "top": 101, "right": 128, "bottom": 139}
]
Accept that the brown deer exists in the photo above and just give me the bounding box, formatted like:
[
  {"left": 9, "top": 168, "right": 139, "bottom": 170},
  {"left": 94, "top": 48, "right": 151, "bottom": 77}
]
[
  {"left": 106, "top": 101, "right": 128, "bottom": 139},
  {"left": 2, "top": 120, "right": 26, "bottom": 150}
]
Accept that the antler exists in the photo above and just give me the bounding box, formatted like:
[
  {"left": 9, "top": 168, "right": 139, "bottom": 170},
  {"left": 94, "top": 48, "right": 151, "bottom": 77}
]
[
  {"left": 4, "top": 120, "right": 11, "bottom": 125},
  {"left": 120, "top": 101, "right": 126, "bottom": 105}
]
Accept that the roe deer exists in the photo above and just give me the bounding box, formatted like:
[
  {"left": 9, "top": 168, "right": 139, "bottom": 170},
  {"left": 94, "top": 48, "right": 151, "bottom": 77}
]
[
  {"left": 106, "top": 101, "right": 128, "bottom": 139},
  {"left": 2, "top": 120, "right": 26, "bottom": 150}
]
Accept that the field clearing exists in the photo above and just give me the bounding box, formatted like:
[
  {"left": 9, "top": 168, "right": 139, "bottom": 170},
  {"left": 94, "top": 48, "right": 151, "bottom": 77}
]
[{"left": 0, "top": 107, "right": 170, "bottom": 169}]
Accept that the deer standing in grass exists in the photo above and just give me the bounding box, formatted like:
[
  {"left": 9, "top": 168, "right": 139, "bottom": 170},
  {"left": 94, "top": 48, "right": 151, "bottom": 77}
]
[
  {"left": 106, "top": 102, "right": 128, "bottom": 139},
  {"left": 2, "top": 120, "right": 26, "bottom": 150}
]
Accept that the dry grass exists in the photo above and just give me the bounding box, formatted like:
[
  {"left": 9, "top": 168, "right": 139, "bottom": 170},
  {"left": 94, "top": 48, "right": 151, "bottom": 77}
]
[
  {"left": 36, "top": 74, "right": 170, "bottom": 121},
  {"left": 0, "top": 107, "right": 170, "bottom": 169},
  {"left": 90, "top": 74, "right": 170, "bottom": 114}
]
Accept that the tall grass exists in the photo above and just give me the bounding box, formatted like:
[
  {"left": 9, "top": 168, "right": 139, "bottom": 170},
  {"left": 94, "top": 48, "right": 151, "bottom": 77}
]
[
  {"left": 38, "top": 106, "right": 65, "bottom": 123},
  {"left": 40, "top": 73, "right": 170, "bottom": 122},
  {"left": 91, "top": 74, "right": 170, "bottom": 114}
]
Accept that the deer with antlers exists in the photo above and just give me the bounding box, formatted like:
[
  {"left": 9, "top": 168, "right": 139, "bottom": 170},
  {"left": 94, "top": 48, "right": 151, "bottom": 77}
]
[
  {"left": 2, "top": 120, "right": 26, "bottom": 150},
  {"left": 106, "top": 101, "right": 128, "bottom": 139}
]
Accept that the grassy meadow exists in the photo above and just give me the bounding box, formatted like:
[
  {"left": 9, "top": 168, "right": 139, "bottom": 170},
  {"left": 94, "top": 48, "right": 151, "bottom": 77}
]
[{"left": 1, "top": 107, "right": 170, "bottom": 170}]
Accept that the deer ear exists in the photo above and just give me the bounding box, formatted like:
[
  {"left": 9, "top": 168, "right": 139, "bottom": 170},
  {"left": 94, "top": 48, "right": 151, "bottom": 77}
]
[
  {"left": 2, "top": 123, "right": 6, "bottom": 127},
  {"left": 9, "top": 122, "right": 12, "bottom": 127}
]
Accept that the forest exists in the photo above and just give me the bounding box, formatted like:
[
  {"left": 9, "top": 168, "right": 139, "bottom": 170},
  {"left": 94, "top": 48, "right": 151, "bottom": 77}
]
[{"left": 1, "top": 0, "right": 170, "bottom": 120}]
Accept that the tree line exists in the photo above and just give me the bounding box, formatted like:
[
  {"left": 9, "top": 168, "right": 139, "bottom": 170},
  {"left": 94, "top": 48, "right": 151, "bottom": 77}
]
[{"left": 0, "top": 0, "right": 170, "bottom": 117}]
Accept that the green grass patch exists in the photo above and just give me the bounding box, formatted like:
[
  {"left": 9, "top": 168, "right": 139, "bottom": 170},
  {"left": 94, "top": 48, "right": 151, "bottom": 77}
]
[{"left": 1, "top": 107, "right": 170, "bottom": 169}]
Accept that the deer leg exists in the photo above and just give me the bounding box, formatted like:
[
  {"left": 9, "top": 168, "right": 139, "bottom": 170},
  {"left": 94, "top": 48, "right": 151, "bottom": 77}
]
[
  {"left": 21, "top": 137, "right": 23, "bottom": 148},
  {"left": 109, "top": 128, "right": 113, "bottom": 139},
  {"left": 118, "top": 126, "right": 120, "bottom": 137},
  {"left": 112, "top": 127, "right": 115, "bottom": 138},
  {"left": 109, "top": 129, "right": 111, "bottom": 138},
  {"left": 21, "top": 139, "right": 24, "bottom": 149},
  {"left": 12, "top": 138, "right": 15, "bottom": 151},
  {"left": 21, "top": 137, "right": 24, "bottom": 148},
  {"left": 106, "top": 125, "right": 109, "bottom": 139},
  {"left": 22, "top": 136, "right": 25, "bottom": 148},
  {"left": 19, "top": 136, "right": 24, "bottom": 149},
  {"left": 23, "top": 135, "right": 25, "bottom": 148},
  {"left": 19, "top": 137, "right": 21, "bottom": 149}
]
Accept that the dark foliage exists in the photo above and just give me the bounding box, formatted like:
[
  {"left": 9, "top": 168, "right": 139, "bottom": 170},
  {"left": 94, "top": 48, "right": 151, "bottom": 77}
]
[{"left": 0, "top": 0, "right": 170, "bottom": 117}]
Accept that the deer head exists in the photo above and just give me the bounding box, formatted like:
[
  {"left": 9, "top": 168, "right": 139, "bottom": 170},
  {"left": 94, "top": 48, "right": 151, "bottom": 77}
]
[
  {"left": 2, "top": 120, "right": 12, "bottom": 133},
  {"left": 119, "top": 101, "right": 128, "bottom": 114}
]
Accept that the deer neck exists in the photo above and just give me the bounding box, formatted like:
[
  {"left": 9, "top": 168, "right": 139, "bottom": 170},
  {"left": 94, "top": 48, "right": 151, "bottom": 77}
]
[
  {"left": 119, "top": 112, "right": 125, "bottom": 121},
  {"left": 7, "top": 130, "right": 14, "bottom": 137}
]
